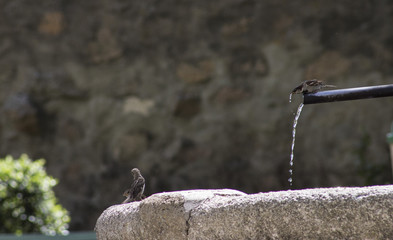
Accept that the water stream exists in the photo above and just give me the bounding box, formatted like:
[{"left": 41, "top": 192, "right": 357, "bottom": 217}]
[{"left": 289, "top": 103, "right": 304, "bottom": 187}]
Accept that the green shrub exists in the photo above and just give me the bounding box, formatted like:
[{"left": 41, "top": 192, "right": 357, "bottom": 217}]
[{"left": 0, "top": 154, "right": 70, "bottom": 235}]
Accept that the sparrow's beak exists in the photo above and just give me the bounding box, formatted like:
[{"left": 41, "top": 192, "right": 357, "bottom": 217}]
[
  {"left": 291, "top": 85, "right": 303, "bottom": 94},
  {"left": 124, "top": 188, "right": 132, "bottom": 196}
]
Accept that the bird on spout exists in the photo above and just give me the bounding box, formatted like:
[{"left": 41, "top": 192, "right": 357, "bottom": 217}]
[
  {"left": 289, "top": 79, "right": 336, "bottom": 102},
  {"left": 291, "top": 79, "right": 336, "bottom": 94}
]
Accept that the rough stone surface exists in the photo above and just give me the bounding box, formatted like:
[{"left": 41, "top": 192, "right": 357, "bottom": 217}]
[
  {"left": 95, "top": 189, "right": 245, "bottom": 240},
  {"left": 0, "top": 1, "right": 393, "bottom": 230},
  {"left": 95, "top": 186, "right": 393, "bottom": 239}
]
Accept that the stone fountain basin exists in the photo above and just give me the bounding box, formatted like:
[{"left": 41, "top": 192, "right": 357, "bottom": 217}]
[{"left": 95, "top": 186, "right": 393, "bottom": 239}]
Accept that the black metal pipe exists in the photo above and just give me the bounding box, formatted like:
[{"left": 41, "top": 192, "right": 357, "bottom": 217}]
[{"left": 303, "top": 84, "right": 393, "bottom": 105}]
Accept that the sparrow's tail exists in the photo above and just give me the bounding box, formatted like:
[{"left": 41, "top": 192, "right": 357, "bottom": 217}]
[
  {"left": 322, "top": 84, "right": 336, "bottom": 88},
  {"left": 122, "top": 196, "right": 131, "bottom": 204}
]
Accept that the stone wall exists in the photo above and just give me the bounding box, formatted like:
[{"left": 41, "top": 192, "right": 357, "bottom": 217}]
[{"left": 0, "top": 0, "right": 393, "bottom": 230}]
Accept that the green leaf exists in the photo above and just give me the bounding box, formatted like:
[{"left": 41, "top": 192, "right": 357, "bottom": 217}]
[{"left": 0, "top": 154, "right": 70, "bottom": 235}]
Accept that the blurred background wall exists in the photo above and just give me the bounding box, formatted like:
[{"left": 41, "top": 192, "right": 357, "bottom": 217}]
[{"left": 0, "top": 0, "right": 392, "bottom": 230}]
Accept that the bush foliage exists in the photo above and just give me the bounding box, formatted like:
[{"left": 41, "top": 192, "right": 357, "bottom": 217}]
[{"left": 0, "top": 154, "right": 70, "bottom": 235}]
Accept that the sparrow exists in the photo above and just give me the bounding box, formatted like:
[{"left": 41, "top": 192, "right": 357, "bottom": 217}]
[
  {"left": 122, "top": 168, "right": 145, "bottom": 204},
  {"left": 291, "top": 79, "right": 336, "bottom": 94}
]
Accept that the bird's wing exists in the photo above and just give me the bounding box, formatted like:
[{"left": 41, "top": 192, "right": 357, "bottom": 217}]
[
  {"left": 305, "top": 80, "right": 322, "bottom": 86},
  {"left": 131, "top": 177, "right": 145, "bottom": 198}
]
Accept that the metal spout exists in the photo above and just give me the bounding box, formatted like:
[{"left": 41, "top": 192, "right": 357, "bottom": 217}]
[{"left": 303, "top": 84, "right": 393, "bottom": 105}]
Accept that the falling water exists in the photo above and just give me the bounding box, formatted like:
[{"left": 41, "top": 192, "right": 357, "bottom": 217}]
[{"left": 289, "top": 103, "right": 304, "bottom": 187}]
